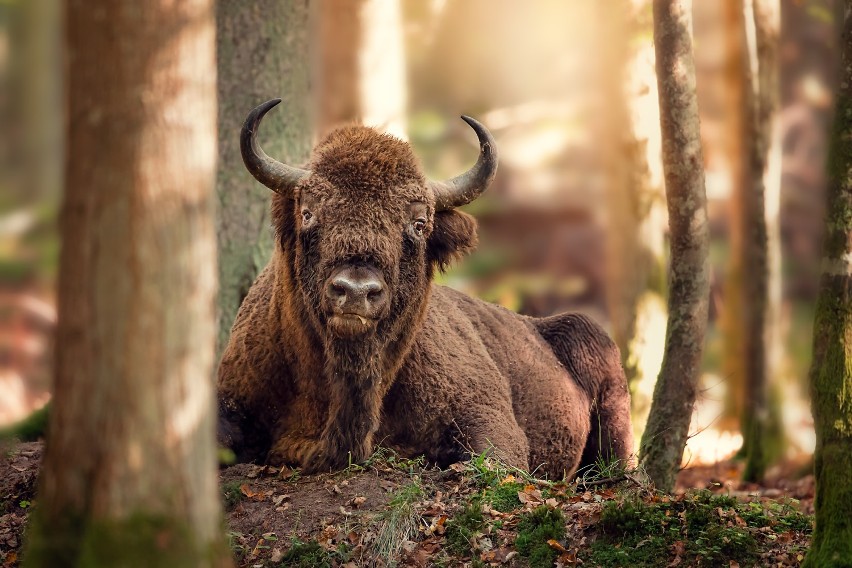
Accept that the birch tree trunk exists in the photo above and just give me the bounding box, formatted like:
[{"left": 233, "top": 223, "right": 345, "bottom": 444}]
[
  {"left": 803, "top": 3, "right": 852, "bottom": 564},
  {"left": 639, "top": 0, "right": 711, "bottom": 493},
  {"left": 24, "top": 1, "right": 228, "bottom": 565},
  {"left": 216, "top": 0, "right": 312, "bottom": 357}
]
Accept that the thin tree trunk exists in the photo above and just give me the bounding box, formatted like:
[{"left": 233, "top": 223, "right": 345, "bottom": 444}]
[
  {"left": 719, "top": 0, "right": 751, "bottom": 434},
  {"left": 24, "top": 1, "right": 227, "bottom": 565},
  {"left": 639, "top": 0, "right": 710, "bottom": 493},
  {"left": 803, "top": 3, "right": 852, "bottom": 564},
  {"left": 313, "top": 0, "right": 407, "bottom": 139},
  {"left": 19, "top": 0, "right": 62, "bottom": 204},
  {"left": 215, "top": 0, "right": 312, "bottom": 357},
  {"left": 742, "top": 0, "right": 784, "bottom": 483}
]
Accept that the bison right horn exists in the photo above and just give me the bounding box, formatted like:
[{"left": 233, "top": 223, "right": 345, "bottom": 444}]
[
  {"left": 429, "top": 115, "right": 499, "bottom": 211},
  {"left": 240, "top": 99, "right": 309, "bottom": 195}
]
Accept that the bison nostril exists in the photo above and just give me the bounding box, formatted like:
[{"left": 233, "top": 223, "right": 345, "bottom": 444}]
[{"left": 326, "top": 267, "right": 387, "bottom": 313}]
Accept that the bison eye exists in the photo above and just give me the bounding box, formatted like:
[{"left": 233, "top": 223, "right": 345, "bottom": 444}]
[
  {"left": 301, "top": 208, "right": 313, "bottom": 225},
  {"left": 412, "top": 218, "right": 427, "bottom": 235}
]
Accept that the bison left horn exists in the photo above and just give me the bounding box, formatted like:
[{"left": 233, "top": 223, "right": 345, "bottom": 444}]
[
  {"left": 241, "top": 99, "right": 309, "bottom": 195},
  {"left": 430, "top": 115, "right": 499, "bottom": 211}
]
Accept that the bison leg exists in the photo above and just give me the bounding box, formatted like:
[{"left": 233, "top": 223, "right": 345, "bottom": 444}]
[
  {"left": 534, "top": 313, "right": 635, "bottom": 472},
  {"left": 460, "top": 407, "right": 531, "bottom": 472},
  {"left": 217, "top": 398, "right": 269, "bottom": 463},
  {"left": 299, "top": 382, "right": 384, "bottom": 474}
]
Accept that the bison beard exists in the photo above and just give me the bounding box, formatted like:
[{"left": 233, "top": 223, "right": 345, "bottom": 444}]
[{"left": 217, "top": 99, "right": 635, "bottom": 478}]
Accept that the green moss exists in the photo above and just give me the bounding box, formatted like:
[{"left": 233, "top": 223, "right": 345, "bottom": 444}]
[
  {"left": 483, "top": 482, "right": 523, "bottom": 512},
  {"left": 221, "top": 481, "right": 245, "bottom": 511},
  {"left": 24, "top": 508, "right": 228, "bottom": 567},
  {"left": 277, "top": 540, "right": 348, "bottom": 568},
  {"left": 446, "top": 497, "right": 485, "bottom": 555},
  {"left": 514, "top": 506, "right": 566, "bottom": 568},
  {"left": 584, "top": 490, "right": 805, "bottom": 567},
  {"left": 0, "top": 404, "right": 49, "bottom": 441}
]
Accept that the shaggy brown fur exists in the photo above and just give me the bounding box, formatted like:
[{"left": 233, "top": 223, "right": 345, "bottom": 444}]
[{"left": 218, "top": 124, "right": 634, "bottom": 478}]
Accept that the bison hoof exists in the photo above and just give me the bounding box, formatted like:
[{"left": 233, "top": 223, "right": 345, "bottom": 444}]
[{"left": 300, "top": 445, "right": 351, "bottom": 475}]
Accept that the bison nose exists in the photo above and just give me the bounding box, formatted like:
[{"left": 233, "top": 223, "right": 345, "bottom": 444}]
[{"left": 325, "top": 266, "right": 388, "bottom": 317}]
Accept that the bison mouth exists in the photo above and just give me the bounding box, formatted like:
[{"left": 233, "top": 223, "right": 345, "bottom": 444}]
[{"left": 327, "top": 312, "right": 377, "bottom": 338}]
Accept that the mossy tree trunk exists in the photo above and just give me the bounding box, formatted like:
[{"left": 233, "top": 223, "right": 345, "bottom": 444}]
[
  {"left": 215, "top": 0, "right": 313, "bottom": 358},
  {"left": 24, "top": 1, "right": 228, "bottom": 566},
  {"left": 639, "top": 0, "right": 711, "bottom": 493},
  {"left": 803, "top": 3, "right": 852, "bottom": 565}
]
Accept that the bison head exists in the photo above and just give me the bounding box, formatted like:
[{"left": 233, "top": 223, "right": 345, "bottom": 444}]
[{"left": 240, "top": 99, "right": 498, "bottom": 345}]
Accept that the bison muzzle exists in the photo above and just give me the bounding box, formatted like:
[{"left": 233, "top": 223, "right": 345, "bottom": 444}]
[{"left": 217, "top": 99, "right": 635, "bottom": 477}]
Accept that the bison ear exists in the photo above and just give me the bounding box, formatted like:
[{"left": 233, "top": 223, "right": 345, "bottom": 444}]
[{"left": 427, "top": 210, "right": 478, "bottom": 271}]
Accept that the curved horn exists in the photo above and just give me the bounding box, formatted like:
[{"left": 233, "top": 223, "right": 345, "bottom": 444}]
[
  {"left": 429, "top": 115, "right": 499, "bottom": 211},
  {"left": 240, "top": 98, "right": 309, "bottom": 194}
]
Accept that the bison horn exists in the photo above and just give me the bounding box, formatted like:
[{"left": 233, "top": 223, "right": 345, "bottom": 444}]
[
  {"left": 429, "top": 116, "right": 499, "bottom": 211},
  {"left": 240, "top": 98, "right": 309, "bottom": 195}
]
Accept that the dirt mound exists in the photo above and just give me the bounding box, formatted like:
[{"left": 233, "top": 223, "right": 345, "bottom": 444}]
[{"left": 0, "top": 443, "right": 814, "bottom": 567}]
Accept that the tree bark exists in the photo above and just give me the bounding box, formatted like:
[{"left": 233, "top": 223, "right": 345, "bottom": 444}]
[
  {"left": 639, "top": 0, "right": 710, "bottom": 493},
  {"left": 742, "top": 0, "right": 784, "bottom": 483},
  {"left": 803, "top": 3, "right": 852, "bottom": 565},
  {"left": 718, "top": 0, "right": 752, "bottom": 436},
  {"left": 313, "top": 0, "right": 407, "bottom": 139},
  {"left": 215, "top": 0, "right": 312, "bottom": 358},
  {"left": 24, "top": 1, "right": 228, "bottom": 566}
]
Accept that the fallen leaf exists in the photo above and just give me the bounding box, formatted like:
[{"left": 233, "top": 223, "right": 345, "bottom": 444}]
[
  {"left": 518, "top": 485, "right": 542, "bottom": 504},
  {"left": 272, "top": 494, "right": 290, "bottom": 506},
  {"left": 250, "top": 538, "right": 265, "bottom": 558},
  {"left": 351, "top": 495, "right": 367, "bottom": 507},
  {"left": 547, "top": 539, "right": 568, "bottom": 553}
]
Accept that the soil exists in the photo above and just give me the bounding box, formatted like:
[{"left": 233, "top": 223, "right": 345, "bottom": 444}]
[{"left": 0, "top": 442, "right": 815, "bottom": 567}]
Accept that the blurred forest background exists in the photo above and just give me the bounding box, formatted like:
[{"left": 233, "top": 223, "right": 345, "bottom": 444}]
[{"left": 0, "top": 0, "right": 836, "bottom": 478}]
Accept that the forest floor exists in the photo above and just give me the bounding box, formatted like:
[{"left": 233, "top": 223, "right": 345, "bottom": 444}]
[{"left": 0, "top": 442, "right": 814, "bottom": 567}]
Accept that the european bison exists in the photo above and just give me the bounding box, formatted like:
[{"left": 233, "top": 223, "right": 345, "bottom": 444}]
[{"left": 217, "top": 99, "right": 634, "bottom": 477}]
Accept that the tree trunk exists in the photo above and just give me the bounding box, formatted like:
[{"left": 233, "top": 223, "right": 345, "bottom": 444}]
[
  {"left": 24, "top": 1, "right": 228, "bottom": 566},
  {"left": 313, "top": 0, "right": 407, "bottom": 139},
  {"left": 18, "top": 0, "right": 63, "bottom": 204},
  {"left": 215, "top": 0, "right": 312, "bottom": 357},
  {"left": 603, "top": 0, "right": 669, "bottom": 447},
  {"left": 803, "top": 4, "right": 852, "bottom": 565},
  {"left": 639, "top": 0, "right": 710, "bottom": 493},
  {"left": 742, "top": 0, "right": 785, "bottom": 483}
]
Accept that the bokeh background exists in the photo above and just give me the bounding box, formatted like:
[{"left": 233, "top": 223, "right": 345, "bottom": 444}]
[{"left": 0, "top": 0, "right": 836, "bottom": 473}]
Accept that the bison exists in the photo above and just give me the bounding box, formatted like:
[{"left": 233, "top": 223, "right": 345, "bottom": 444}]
[{"left": 217, "top": 99, "right": 634, "bottom": 478}]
